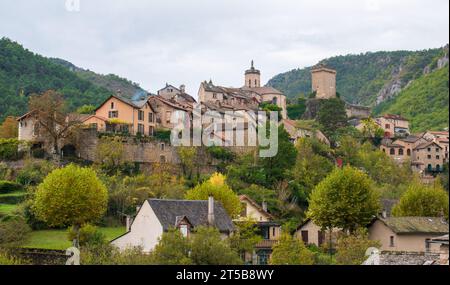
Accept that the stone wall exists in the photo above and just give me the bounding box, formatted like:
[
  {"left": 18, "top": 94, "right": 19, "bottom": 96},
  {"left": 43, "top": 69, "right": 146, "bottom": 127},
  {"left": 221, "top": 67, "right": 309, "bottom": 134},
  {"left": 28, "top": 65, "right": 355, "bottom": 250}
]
[{"left": 379, "top": 251, "right": 440, "bottom": 265}]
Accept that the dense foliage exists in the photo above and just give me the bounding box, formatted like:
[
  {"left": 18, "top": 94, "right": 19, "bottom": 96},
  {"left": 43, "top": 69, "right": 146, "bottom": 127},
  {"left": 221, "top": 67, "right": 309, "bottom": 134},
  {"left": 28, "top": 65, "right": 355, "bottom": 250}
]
[
  {"left": 267, "top": 47, "right": 446, "bottom": 105},
  {"left": 270, "top": 233, "right": 314, "bottom": 265},
  {"left": 34, "top": 164, "right": 108, "bottom": 228},
  {"left": 374, "top": 66, "right": 449, "bottom": 132}
]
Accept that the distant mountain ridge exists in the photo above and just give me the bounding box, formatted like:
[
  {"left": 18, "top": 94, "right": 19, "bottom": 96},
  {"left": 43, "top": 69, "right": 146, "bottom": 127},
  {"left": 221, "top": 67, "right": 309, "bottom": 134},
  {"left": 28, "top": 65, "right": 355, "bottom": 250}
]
[
  {"left": 0, "top": 37, "right": 146, "bottom": 121},
  {"left": 267, "top": 45, "right": 449, "bottom": 107},
  {"left": 49, "top": 58, "right": 146, "bottom": 99}
]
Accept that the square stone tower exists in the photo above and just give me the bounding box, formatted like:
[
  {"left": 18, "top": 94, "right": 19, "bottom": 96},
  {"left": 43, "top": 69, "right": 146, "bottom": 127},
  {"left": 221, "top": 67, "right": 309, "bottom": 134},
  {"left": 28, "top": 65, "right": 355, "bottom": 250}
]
[{"left": 311, "top": 64, "right": 337, "bottom": 99}]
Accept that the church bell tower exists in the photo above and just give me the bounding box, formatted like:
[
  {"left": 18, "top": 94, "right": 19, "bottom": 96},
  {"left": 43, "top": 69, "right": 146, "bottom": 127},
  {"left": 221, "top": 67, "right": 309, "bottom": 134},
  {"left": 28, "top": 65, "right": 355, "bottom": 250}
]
[{"left": 245, "top": 60, "right": 261, "bottom": 88}]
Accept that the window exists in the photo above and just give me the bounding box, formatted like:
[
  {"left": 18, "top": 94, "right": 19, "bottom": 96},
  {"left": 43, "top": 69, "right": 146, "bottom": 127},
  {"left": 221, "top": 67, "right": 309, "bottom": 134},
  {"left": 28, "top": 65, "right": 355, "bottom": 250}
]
[
  {"left": 318, "top": 231, "right": 325, "bottom": 247},
  {"left": 398, "top": 149, "right": 404, "bottom": 156},
  {"left": 385, "top": 124, "right": 390, "bottom": 129},
  {"left": 213, "top": 93, "right": 217, "bottom": 99},
  {"left": 148, "top": 113, "right": 154, "bottom": 123},
  {"left": 255, "top": 79, "right": 258, "bottom": 86},
  {"left": 390, "top": 236, "right": 395, "bottom": 247},
  {"left": 436, "top": 148, "right": 440, "bottom": 153},
  {"left": 428, "top": 155, "right": 432, "bottom": 159},
  {"left": 425, "top": 239, "right": 431, "bottom": 252},
  {"left": 301, "top": 231, "right": 309, "bottom": 244},
  {"left": 436, "top": 164, "right": 441, "bottom": 171},
  {"left": 272, "top": 227, "right": 276, "bottom": 238},
  {"left": 428, "top": 164, "right": 433, "bottom": 171},
  {"left": 111, "top": 102, "right": 115, "bottom": 109},
  {"left": 249, "top": 80, "right": 251, "bottom": 87},
  {"left": 436, "top": 155, "right": 440, "bottom": 160},
  {"left": 138, "top": 110, "right": 144, "bottom": 121},
  {"left": 149, "top": 126, "right": 154, "bottom": 136},
  {"left": 166, "top": 111, "right": 172, "bottom": 124},
  {"left": 137, "top": 124, "right": 144, "bottom": 135},
  {"left": 261, "top": 227, "right": 269, "bottom": 240},
  {"left": 390, "top": 148, "right": 395, "bottom": 155},
  {"left": 160, "top": 143, "right": 165, "bottom": 151},
  {"left": 179, "top": 225, "right": 188, "bottom": 238},
  {"left": 108, "top": 111, "right": 118, "bottom": 118},
  {"left": 428, "top": 148, "right": 431, "bottom": 152},
  {"left": 407, "top": 149, "right": 411, "bottom": 156}
]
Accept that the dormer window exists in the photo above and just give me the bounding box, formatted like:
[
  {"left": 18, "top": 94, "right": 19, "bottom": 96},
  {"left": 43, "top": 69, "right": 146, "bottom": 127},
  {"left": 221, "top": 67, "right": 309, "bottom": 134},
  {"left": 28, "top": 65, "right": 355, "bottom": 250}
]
[{"left": 179, "top": 225, "right": 188, "bottom": 238}]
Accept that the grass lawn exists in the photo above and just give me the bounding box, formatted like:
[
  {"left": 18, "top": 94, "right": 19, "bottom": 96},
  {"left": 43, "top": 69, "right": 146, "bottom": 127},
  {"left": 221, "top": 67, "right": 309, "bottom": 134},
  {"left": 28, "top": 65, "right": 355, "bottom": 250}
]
[
  {"left": 0, "top": 191, "right": 27, "bottom": 197},
  {"left": 0, "top": 203, "right": 17, "bottom": 215},
  {"left": 22, "top": 227, "right": 127, "bottom": 250}
]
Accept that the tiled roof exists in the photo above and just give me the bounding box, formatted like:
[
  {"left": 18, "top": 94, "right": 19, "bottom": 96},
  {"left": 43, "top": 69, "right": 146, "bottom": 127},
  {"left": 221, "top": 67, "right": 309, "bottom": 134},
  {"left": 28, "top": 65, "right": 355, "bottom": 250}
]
[
  {"left": 380, "top": 114, "right": 408, "bottom": 121},
  {"left": 414, "top": 141, "right": 442, "bottom": 150},
  {"left": 379, "top": 217, "right": 449, "bottom": 234},
  {"left": 148, "top": 199, "right": 235, "bottom": 233}
]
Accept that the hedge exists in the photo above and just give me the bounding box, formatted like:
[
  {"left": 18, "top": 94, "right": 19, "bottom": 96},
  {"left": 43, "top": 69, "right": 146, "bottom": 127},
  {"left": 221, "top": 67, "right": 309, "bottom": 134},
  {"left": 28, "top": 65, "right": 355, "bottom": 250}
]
[{"left": 0, "top": 180, "right": 24, "bottom": 194}]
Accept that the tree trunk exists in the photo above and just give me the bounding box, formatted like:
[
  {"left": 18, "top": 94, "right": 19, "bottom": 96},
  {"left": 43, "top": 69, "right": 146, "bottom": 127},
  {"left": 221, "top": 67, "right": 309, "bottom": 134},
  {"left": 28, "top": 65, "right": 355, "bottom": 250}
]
[{"left": 73, "top": 224, "right": 80, "bottom": 249}]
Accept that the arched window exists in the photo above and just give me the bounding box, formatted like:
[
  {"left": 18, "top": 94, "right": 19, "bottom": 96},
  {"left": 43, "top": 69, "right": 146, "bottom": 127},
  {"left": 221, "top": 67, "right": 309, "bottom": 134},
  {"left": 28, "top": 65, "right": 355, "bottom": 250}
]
[
  {"left": 436, "top": 165, "right": 441, "bottom": 172},
  {"left": 398, "top": 149, "right": 404, "bottom": 156},
  {"left": 427, "top": 164, "right": 433, "bottom": 172},
  {"left": 390, "top": 148, "right": 395, "bottom": 155},
  {"left": 272, "top": 97, "right": 278, "bottom": 105}
]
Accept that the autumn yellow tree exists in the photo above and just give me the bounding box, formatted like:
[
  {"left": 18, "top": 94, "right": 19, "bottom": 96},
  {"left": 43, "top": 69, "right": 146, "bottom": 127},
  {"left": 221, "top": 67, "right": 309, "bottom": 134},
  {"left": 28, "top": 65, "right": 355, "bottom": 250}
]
[
  {"left": 185, "top": 173, "right": 241, "bottom": 217},
  {"left": 0, "top": 116, "right": 18, "bottom": 139}
]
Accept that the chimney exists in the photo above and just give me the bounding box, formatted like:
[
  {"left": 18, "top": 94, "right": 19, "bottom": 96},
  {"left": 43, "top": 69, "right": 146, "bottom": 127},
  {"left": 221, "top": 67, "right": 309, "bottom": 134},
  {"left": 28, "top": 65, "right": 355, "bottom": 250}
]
[
  {"left": 262, "top": 201, "right": 268, "bottom": 212},
  {"left": 208, "top": 196, "right": 215, "bottom": 226},
  {"left": 125, "top": 216, "right": 133, "bottom": 231},
  {"left": 180, "top": 84, "right": 186, "bottom": 93}
]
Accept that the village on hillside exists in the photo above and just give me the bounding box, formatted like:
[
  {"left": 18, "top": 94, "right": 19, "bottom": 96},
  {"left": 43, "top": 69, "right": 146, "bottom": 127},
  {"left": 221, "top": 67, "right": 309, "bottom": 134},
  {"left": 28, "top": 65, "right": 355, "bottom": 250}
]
[{"left": 1, "top": 60, "right": 448, "bottom": 266}]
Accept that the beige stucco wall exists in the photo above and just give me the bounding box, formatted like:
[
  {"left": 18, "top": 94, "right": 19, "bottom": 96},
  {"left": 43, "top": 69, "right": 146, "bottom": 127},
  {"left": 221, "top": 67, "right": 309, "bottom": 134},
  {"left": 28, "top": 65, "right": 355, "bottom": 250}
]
[
  {"left": 376, "top": 117, "right": 410, "bottom": 138},
  {"left": 95, "top": 97, "right": 156, "bottom": 136},
  {"left": 312, "top": 69, "right": 336, "bottom": 99},
  {"left": 111, "top": 201, "right": 164, "bottom": 253},
  {"left": 294, "top": 220, "right": 337, "bottom": 247},
  {"left": 368, "top": 220, "right": 442, "bottom": 253},
  {"left": 240, "top": 200, "right": 270, "bottom": 222},
  {"left": 18, "top": 117, "right": 37, "bottom": 142}
]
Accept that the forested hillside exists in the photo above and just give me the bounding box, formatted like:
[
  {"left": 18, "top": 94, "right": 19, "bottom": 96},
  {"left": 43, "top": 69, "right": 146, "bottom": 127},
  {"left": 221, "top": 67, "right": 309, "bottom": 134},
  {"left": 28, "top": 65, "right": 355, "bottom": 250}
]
[
  {"left": 0, "top": 38, "right": 144, "bottom": 122},
  {"left": 268, "top": 46, "right": 448, "bottom": 106},
  {"left": 374, "top": 66, "right": 449, "bottom": 133}
]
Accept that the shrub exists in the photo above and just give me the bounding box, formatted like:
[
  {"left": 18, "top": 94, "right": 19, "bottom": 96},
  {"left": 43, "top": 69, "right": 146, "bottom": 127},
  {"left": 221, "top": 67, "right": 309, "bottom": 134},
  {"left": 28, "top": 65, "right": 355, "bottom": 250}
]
[
  {"left": 16, "top": 160, "right": 56, "bottom": 186},
  {"left": 0, "top": 139, "right": 20, "bottom": 161},
  {"left": 0, "top": 250, "right": 28, "bottom": 265},
  {"left": 0, "top": 216, "right": 31, "bottom": 247},
  {"left": 0, "top": 180, "right": 23, "bottom": 194},
  {"left": 67, "top": 224, "right": 106, "bottom": 247}
]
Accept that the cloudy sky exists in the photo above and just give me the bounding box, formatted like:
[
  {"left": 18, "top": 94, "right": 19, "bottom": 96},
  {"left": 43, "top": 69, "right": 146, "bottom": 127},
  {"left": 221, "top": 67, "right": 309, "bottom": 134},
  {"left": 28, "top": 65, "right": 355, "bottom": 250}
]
[{"left": 0, "top": 0, "right": 448, "bottom": 96}]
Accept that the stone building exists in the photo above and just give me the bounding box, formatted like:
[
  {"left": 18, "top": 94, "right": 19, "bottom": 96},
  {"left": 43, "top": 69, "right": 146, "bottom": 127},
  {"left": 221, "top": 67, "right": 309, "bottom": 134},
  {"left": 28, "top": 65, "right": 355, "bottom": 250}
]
[
  {"left": 198, "top": 61, "right": 287, "bottom": 119},
  {"left": 311, "top": 64, "right": 337, "bottom": 99},
  {"left": 375, "top": 114, "right": 410, "bottom": 138}
]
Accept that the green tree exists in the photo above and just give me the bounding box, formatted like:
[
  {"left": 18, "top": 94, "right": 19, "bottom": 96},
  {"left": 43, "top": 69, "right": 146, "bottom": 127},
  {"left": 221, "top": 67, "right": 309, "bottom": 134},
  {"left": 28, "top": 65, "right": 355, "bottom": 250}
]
[
  {"left": 308, "top": 166, "right": 380, "bottom": 233},
  {"left": 392, "top": 180, "right": 449, "bottom": 218},
  {"left": 270, "top": 233, "right": 314, "bottom": 265},
  {"left": 34, "top": 164, "right": 108, "bottom": 246},
  {"left": 290, "top": 138, "right": 334, "bottom": 205},
  {"left": 185, "top": 173, "right": 241, "bottom": 217},
  {"left": 95, "top": 136, "right": 130, "bottom": 175},
  {"left": 260, "top": 125, "right": 297, "bottom": 187},
  {"left": 177, "top": 146, "right": 197, "bottom": 179},
  {"left": 150, "top": 228, "right": 192, "bottom": 265},
  {"left": 335, "top": 228, "right": 381, "bottom": 265},
  {"left": 317, "top": 98, "right": 348, "bottom": 140},
  {"left": 76, "top": 105, "right": 96, "bottom": 115},
  {"left": 190, "top": 226, "right": 242, "bottom": 265},
  {"left": 229, "top": 219, "right": 263, "bottom": 255}
]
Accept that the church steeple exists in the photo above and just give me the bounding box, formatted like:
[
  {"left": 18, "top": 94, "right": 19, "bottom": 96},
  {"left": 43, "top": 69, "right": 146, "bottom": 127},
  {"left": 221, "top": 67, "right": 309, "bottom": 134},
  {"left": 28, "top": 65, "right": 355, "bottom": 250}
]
[{"left": 245, "top": 60, "right": 261, "bottom": 88}]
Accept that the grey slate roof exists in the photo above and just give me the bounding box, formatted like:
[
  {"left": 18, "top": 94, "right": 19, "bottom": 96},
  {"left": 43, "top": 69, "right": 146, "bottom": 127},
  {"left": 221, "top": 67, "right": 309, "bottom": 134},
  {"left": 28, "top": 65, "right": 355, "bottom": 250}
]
[{"left": 148, "top": 199, "right": 235, "bottom": 233}]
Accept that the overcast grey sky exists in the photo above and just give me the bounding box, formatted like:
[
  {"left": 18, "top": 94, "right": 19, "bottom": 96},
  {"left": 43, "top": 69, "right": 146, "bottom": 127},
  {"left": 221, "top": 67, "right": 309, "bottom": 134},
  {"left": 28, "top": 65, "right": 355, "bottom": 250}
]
[{"left": 0, "top": 0, "right": 448, "bottom": 96}]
